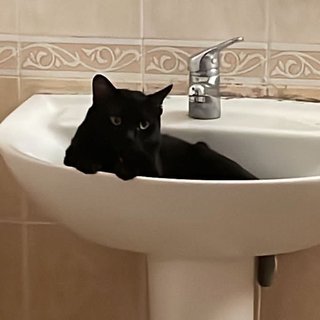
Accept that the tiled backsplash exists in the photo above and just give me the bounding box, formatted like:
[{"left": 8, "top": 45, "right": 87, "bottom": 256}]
[
  {"left": 3, "top": 44, "right": 320, "bottom": 103},
  {"left": 1, "top": 0, "right": 320, "bottom": 319},
  {"left": 3, "top": 34, "right": 320, "bottom": 99},
  {"left": 1, "top": 0, "right": 320, "bottom": 101}
]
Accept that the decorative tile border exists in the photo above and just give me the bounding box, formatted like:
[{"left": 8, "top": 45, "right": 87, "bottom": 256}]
[
  {"left": 144, "top": 45, "right": 266, "bottom": 81},
  {"left": 144, "top": 42, "right": 266, "bottom": 95},
  {"left": 221, "top": 49, "right": 266, "bottom": 78},
  {"left": 2, "top": 34, "right": 320, "bottom": 99},
  {"left": 0, "top": 41, "right": 18, "bottom": 75},
  {"left": 21, "top": 42, "right": 141, "bottom": 74},
  {"left": 270, "top": 50, "right": 320, "bottom": 81},
  {"left": 145, "top": 46, "right": 195, "bottom": 75}
]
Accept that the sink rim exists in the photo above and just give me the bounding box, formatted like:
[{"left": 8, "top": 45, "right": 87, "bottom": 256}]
[
  {"left": 2, "top": 93, "right": 320, "bottom": 184},
  {"left": 3, "top": 144, "right": 320, "bottom": 186}
]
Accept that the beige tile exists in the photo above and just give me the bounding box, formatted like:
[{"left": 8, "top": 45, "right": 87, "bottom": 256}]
[
  {"left": 145, "top": 81, "right": 268, "bottom": 98},
  {"left": 0, "top": 0, "right": 17, "bottom": 33},
  {"left": 143, "top": 0, "right": 267, "bottom": 41},
  {"left": 144, "top": 45, "right": 266, "bottom": 76},
  {"left": 220, "top": 83, "right": 267, "bottom": 98},
  {"left": 270, "top": 0, "right": 320, "bottom": 43},
  {"left": 269, "top": 49, "right": 320, "bottom": 81},
  {"left": 20, "top": 77, "right": 92, "bottom": 102},
  {"left": 28, "top": 224, "right": 148, "bottom": 320},
  {"left": 144, "top": 44, "right": 266, "bottom": 94},
  {"left": 261, "top": 246, "right": 320, "bottom": 320},
  {"left": 267, "top": 84, "right": 320, "bottom": 102},
  {"left": 0, "top": 77, "right": 19, "bottom": 122},
  {"left": 144, "top": 79, "right": 188, "bottom": 95},
  {"left": 25, "top": 198, "right": 56, "bottom": 223},
  {"left": 0, "top": 155, "right": 24, "bottom": 220},
  {"left": 20, "top": 0, "right": 140, "bottom": 37},
  {"left": 145, "top": 45, "right": 197, "bottom": 75},
  {"left": 0, "top": 223, "right": 23, "bottom": 320},
  {"left": 21, "top": 42, "right": 142, "bottom": 73},
  {"left": 0, "top": 41, "right": 18, "bottom": 73},
  {"left": 268, "top": 47, "right": 320, "bottom": 100},
  {"left": 20, "top": 77, "right": 142, "bottom": 103},
  {"left": 221, "top": 48, "right": 266, "bottom": 79}
]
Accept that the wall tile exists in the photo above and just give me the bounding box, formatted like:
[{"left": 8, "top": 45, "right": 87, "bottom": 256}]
[
  {"left": 0, "top": 156, "right": 24, "bottom": 221},
  {"left": 20, "top": 40, "right": 142, "bottom": 76},
  {"left": 20, "top": 77, "right": 142, "bottom": 104},
  {"left": 267, "top": 84, "right": 320, "bottom": 102},
  {"left": 270, "top": 0, "right": 320, "bottom": 43},
  {"left": 20, "top": 77, "right": 91, "bottom": 103},
  {"left": 19, "top": 0, "right": 141, "bottom": 38},
  {"left": 0, "top": 41, "right": 18, "bottom": 75},
  {"left": 25, "top": 198, "right": 56, "bottom": 223},
  {"left": 27, "top": 224, "right": 148, "bottom": 320},
  {"left": 0, "top": 223, "right": 23, "bottom": 320},
  {"left": 144, "top": 45, "right": 197, "bottom": 75},
  {"left": 0, "top": 77, "right": 19, "bottom": 121},
  {"left": 267, "top": 44, "right": 320, "bottom": 99},
  {"left": 269, "top": 49, "right": 320, "bottom": 81},
  {"left": 261, "top": 246, "right": 320, "bottom": 320},
  {"left": 0, "top": 0, "right": 17, "bottom": 33},
  {"left": 144, "top": 45, "right": 266, "bottom": 78},
  {"left": 144, "top": 80, "right": 188, "bottom": 95},
  {"left": 143, "top": 43, "right": 266, "bottom": 95},
  {"left": 143, "top": 0, "right": 267, "bottom": 41}
]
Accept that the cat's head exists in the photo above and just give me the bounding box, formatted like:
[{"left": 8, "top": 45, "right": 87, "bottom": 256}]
[{"left": 91, "top": 74, "right": 172, "bottom": 179}]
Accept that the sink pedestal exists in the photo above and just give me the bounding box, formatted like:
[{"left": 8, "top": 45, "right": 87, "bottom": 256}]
[{"left": 148, "top": 256, "right": 254, "bottom": 320}]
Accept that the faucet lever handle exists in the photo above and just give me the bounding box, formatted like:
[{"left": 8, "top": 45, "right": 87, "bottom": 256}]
[{"left": 189, "top": 36, "right": 244, "bottom": 73}]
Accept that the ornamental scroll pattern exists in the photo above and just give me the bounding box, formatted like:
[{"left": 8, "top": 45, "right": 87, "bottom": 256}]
[
  {"left": 0, "top": 42, "right": 18, "bottom": 70},
  {"left": 270, "top": 51, "right": 320, "bottom": 79},
  {"left": 21, "top": 43, "right": 141, "bottom": 72},
  {"left": 145, "top": 46, "right": 266, "bottom": 77},
  {"left": 220, "top": 50, "right": 265, "bottom": 76},
  {"left": 15, "top": 40, "right": 320, "bottom": 81},
  {"left": 145, "top": 47, "right": 191, "bottom": 74}
]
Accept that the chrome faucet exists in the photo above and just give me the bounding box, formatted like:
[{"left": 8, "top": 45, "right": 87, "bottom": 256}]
[{"left": 188, "top": 36, "right": 244, "bottom": 119}]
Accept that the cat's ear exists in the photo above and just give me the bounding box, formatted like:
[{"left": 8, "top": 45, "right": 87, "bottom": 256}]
[
  {"left": 92, "top": 74, "right": 116, "bottom": 103},
  {"left": 148, "top": 84, "right": 173, "bottom": 106}
]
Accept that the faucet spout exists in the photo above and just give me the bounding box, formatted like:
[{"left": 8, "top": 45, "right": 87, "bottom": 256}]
[{"left": 188, "top": 36, "right": 244, "bottom": 120}]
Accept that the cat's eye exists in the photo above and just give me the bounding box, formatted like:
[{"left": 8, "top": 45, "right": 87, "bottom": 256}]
[
  {"left": 139, "top": 121, "right": 150, "bottom": 130},
  {"left": 110, "top": 116, "right": 122, "bottom": 126}
]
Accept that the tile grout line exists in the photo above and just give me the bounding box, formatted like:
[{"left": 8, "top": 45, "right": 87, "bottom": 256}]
[
  {"left": 265, "top": 0, "right": 271, "bottom": 90},
  {"left": 140, "top": 0, "right": 145, "bottom": 91},
  {"left": 22, "top": 222, "right": 30, "bottom": 320},
  {"left": 0, "top": 219, "right": 57, "bottom": 225},
  {"left": 1, "top": 32, "right": 320, "bottom": 51},
  {"left": 140, "top": 0, "right": 144, "bottom": 40},
  {"left": 16, "top": 0, "right": 21, "bottom": 102},
  {"left": 21, "top": 196, "right": 30, "bottom": 320}
]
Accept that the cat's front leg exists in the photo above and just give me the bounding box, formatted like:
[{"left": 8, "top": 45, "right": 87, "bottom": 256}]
[{"left": 64, "top": 145, "right": 102, "bottom": 174}]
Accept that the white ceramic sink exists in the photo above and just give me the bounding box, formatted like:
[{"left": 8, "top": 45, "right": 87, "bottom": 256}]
[{"left": 2, "top": 94, "right": 320, "bottom": 320}]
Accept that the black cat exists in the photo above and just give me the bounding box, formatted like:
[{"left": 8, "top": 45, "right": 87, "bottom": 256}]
[{"left": 64, "top": 74, "right": 257, "bottom": 181}]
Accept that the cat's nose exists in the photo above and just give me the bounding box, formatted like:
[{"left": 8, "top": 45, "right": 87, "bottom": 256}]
[{"left": 126, "top": 129, "right": 136, "bottom": 142}]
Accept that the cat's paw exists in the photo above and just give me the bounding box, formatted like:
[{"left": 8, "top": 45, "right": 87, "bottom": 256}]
[
  {"left": 114, "top": 167, "right": 137, "bottom": 180},
  {"left": 75, "top": 162, "right": 102, "bottom": 174},
  {"left": 64, "top": 147, "right": 102, "bottom": 174}
]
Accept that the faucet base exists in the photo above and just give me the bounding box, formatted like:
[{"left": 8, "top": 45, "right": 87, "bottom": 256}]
[{"left": 188, "top": 100, "right": 221, "bottom": 119}]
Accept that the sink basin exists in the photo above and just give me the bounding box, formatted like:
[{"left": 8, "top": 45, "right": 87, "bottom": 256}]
[
  {"left": 1, "top": 94, "right": 320, "bottom": 257},
  {"left": 1, "top": 94, "right": 320, "bottom": 320}
]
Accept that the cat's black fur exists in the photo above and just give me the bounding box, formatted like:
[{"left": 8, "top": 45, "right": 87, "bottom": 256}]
[{"left": 64, "top": 74, "right": 257, "bottom": 181}]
